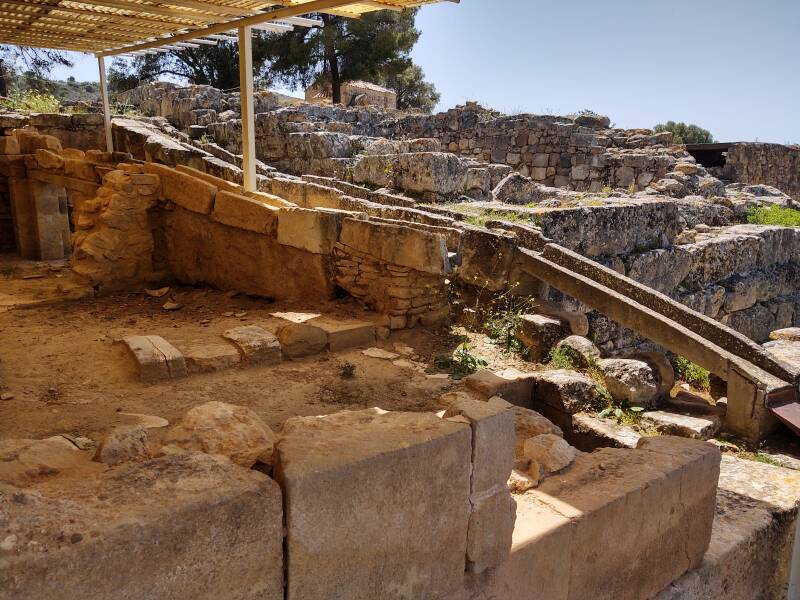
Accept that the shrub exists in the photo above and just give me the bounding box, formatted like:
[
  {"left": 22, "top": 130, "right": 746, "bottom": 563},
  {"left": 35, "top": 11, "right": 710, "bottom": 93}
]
[
  {"left": 652, "top": 121, "right": 714, "bottom": 145},
  {"left": 1, "top": 90, "right": 60, "bottom": 113},
  {"left": 673, "top": 356, "right": 710, "bottom": 391},
  {"left": 747, "top": 205, "right": 800, "bottom": 227}
]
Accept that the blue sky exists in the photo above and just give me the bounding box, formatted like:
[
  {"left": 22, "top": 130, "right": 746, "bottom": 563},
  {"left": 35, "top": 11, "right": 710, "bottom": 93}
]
[{"left": 49, "top": 0, "right": 799, "bottom": 143}]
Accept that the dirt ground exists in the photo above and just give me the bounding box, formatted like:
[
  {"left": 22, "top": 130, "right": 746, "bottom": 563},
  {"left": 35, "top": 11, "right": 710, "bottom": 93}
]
[{"left": 0, "top": 257, "right": 530, "bottom": 446}]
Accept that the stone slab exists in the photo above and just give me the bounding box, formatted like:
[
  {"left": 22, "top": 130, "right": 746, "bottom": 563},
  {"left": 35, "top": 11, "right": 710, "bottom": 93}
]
[
  {"left": 183, "top": 342, "right": 242, "bottom": 373},
  {"left": 642, "top": 410, "right": 721, "bottom": 440},
  {"left": 143, "top": 162, "right": 217, "bottom": 214},
  {"left": 447, "top": 437, "right": 720, "bottom": 600},
  {"left": 0, "top": 453, "right": 284, "bottom": 600},
  {"left": 122, "top": 334, "right": 187, "bottom": 382},
  {"left": 465, "top": 368, "right": 536, "bottom": 406},
  {"left": 310, "top": 316, "right": 376, "bottom": 352},
  {"left": 655, "top": 454, "right": 800, "bottom": 600},
  {"left": 275, "top": 408, "right": 472, "bottom": 600},
  {"left": 223, "top": 326, "right": 282, "bottom": 364},
  {"left": 212, "top": 190, "right": 279, "bottom": 234},
  {"left": 277, "top": 206, "right": 340, "bottom": 254}
]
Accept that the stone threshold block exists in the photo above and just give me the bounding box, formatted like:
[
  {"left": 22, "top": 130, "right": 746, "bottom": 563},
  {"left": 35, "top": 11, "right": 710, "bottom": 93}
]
[
  {"left": 0, "top": 453, "right": 284, "bottom": 600},
  {"left": 447, "top": 436, "right": 721, "bottom": 600},
  {"left": 122, "top": 334, "right": 188, "bottom": 382},
  {"left": 273, "top": 312, "right": 376, "bottom": 358},
  {"left": 274, "top": 408, "right": 472, "bottom": 600},
  {"left": 655, "top": 454, "right": 800, "bottom": 600},
  {"left": 223, "top": 326, "right": 282, "bottom": 364}
]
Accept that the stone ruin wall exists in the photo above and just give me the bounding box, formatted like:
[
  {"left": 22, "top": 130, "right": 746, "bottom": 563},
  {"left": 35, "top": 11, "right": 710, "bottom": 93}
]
[{"left": 724, "top": 142, "right": 800, "bottom": 202}]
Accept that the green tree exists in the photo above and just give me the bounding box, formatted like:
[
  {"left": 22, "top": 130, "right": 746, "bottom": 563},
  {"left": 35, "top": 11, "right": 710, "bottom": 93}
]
[
  {"left": 381, "top": 63, "right": 439, "bottom": 113},
  {"left": 653, "top": 121, "right": 715, "bottom": 145},
  {"left": 108, "top": 39, "right": 274, "bottom": 92},
  {"left": 259, "top": 8, "right": 433, "bottom": 106},
  {"left": 0, "top": 46, "right": 73, "bottom": 96}
]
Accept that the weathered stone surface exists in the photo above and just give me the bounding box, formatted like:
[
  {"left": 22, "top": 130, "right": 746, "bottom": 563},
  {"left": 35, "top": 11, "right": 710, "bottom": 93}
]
[
  {"left": 763, "top": 338, "right": 800, "bottom": 370},
  {"left": 655, "top": 455, "right": 800, "bottom": 600},
  {"left": 163, "top": 401, "right": 277, "bottom": 468},
  {"left": 505, "top": 403, "right": 563, "bottom": 456},
  {"left": 276, "top": 322, "right": 328, "bottom": 358},
  {"left": 554, "top": 335, "right": 601, "bottom": 368},
  {"left": 769, "top": 327, "right": 800, "bottom": 341},
  {"left": 275, "top": 409, "right": 472, "bottom": 600},
  {"left": 571, "top": 412, "right": 642, "bottom": 451},
  {"left": 183, "top": 342, "right": 242, "bottom": 373},
  {"left": 466, "top": 488, "right": 517, "bottom": 574},
  {"left": 0, "top": 437, "right": 101, "bottom": 486},
  {"left": 447, "top": 437, "right": 720, "bottom": 600},
  {"left": 223, "top": 326, "right": 282, "bottom": 364},
  {"left": 97, "top": 425, "right": 153, "bottom": 466},
  {"left": 492, "top": 172, "right": 547, "bottom": 204},
  {"left": 642, "top": 410, "right": 721, "bottom": 440},
  {"left": 515, "top": 313, "right": 568, "bottom": 362},
  {"left": 599, "top": 358, "right": 659, "bottom": 407},
  {"left": 277, "top": 207, "right": 341, "bottom": 254},
  {"left": 0, "top": 453, "right": 284, "bottom": 600},
  {"left": 122, "top": 335, "right": 188, "bottom": 382},
  {"left": 212, "top": 190, "right": 279, "bottom": 234},
  {"left": 533, "top": 369, "right": 600, "bottom": 414},
  {"left": 338, "top": 217, "right": 448, "bottom": 275},
  {"left": 523, "top": 433, "right": 577, "bottom": 475},
  {"left": 142, "top": 161, "right": 217, "bottom": 214},
  {"left": 311, "top": 316, "right": 376, "bottom": 351},
  {"left": 465, "top": 368, "right": 536, "bottom": 405}
]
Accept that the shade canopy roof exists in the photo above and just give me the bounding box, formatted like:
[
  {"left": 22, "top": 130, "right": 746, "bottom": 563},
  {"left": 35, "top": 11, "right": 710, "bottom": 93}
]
[{"left": 0, "top": 0, "right": 452, "bottom": 56}]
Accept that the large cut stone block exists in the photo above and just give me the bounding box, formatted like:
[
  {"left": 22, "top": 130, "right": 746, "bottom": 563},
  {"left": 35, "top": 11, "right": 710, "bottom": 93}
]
[
  {"left": 310, "top": 316, "right": 376, "bottom": 351},
  {"left": 122, "top": 334, "right": 188, "bottom": 382},
  {"left": 275, "top": 409, "right": 472, "bottom": 600},
  {"left": 0, "top": 453, "right": 284, "bottom": 600},
  {"left": 142, "top": 162, "right": 216, "bottom": 214},
  {"left": 223, "top": 326, "right": 282, "bottom": 364},
  {"left": 277, "top": 206, "right": 341, "bottom": 254},
  {"left": 212, "top": 190, "right": 279, "bottom": 234}
]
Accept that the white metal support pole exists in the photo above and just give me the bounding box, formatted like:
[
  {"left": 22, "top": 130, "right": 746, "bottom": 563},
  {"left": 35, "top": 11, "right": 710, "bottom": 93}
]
[
  {"left": 97, "top": 56, "right": 113, "bottom": 153},
  {"left": 238, "top": 25, "right": 256, "bottom": 192}
]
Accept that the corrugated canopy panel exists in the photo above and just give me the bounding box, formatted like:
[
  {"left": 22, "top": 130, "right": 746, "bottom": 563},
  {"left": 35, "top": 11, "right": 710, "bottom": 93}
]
[{"left": 0, "top": 0, "right": 454, "bottom": 55}]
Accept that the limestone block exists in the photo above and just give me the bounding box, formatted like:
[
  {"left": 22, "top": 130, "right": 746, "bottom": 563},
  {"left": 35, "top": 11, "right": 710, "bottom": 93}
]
[
  {"left": 277, "top": 322, "right": 328, "bottom": 358},
  {"left": 176, "top": 163, "right": 242, "bottom": 193},
  {"left": 507, "top": 404, "right": 563, "bottom": 456},
  {"left": 458, "top": 227, "right": 516, "bottom": 291},
  {"left": 212, "top": 190, "right": 279, "bottom": 234},
  {"left": 245, "top": 189, "right": 294, "bottom": 208},
  {"left": 554, "top": 335, "right": 601, "bottom": 369},
  {"left": 769, "top": 327, "right": 800, "bottom": 341},
  {"left": 533, "top": 369, "right": 601, "bottom": 414},
  {"left": 223, "top": 326, "right": 282, "bottom": 364},
  {"left": 164, "top": 401, "right": 277, "bottom": 468},
  {"left": 0, "top": 453, "right": 284, "bottom": 600},
  {"left": 311, "top": 316, "right": 376, "bottom": 351},
  {"left": 275, "top": 409, "right": 472, "bottom": 600},
  {"left": 183, "top": 342, "right": 241, "bottom": 373},
  {"left": 142, "top": 161, "right": 216, "bottom": 214},
  {"left": 63, "top": 157, "right": 98, "bottom": 182},
  {"left": 97, "top": 425, "right": 153, "bottom": 466},
  {"left": 0, "top": 135, "right": 20, "bottom": 155},
  {"left": 277, "top": 206, "right": 340, "bottom": 254},
  {"left": 34, "top": 148, "right": 63, "bottom": 170},
  {"left": 444, "top": 395, "right": 515, "bottom": 494},
  {"left": 122, "top": 335, "right": 187, "bottom": 382},
  {"left": 515, "top": 313, "right": 569, "bottom": 363},
  {"left": 466, "top": 488, "right": 517, "bottom": 574},
  {"left": 465, "top": 368, "right": 536, "bottom": 406},
  {"left": 523, "top": 433, "right": 577, "bottom": 475},
  {"left": 599, "top": 358, "right": 659, "bottom": 407},
  {"left": 338, "top": 217, "right": 448, "bottom": 275}
]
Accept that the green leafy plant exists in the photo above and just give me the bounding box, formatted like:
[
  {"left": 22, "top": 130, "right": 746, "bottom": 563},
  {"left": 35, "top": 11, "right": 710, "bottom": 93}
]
[
  {"left": 747, "top": 205, "right": 800, "bottom": 227},
  {"left": 673, "top": 356, "right": 710, "bottom": 391},
  {"left": 598, "top": 400, "right": 645, "bottom": 425},
  {"left": 547, "top": 345, "right": 580, "bottom": 370},
  {"left": 482, "top": 290, "right": 537, "bottom": 356},
  {"left": 198, "top": 133, "right": 215, "bottom": 145},
  {"left": 429, "top": 343, "right": 488, "bottom": 380},
  {"left": 1, "top": 90, "right": 60, "bottom": 113}
]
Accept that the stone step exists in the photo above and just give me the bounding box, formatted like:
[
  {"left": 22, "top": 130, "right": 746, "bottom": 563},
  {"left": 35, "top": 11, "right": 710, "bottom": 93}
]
[{"left": 642, "top": 410, "right": 722, "bottom": 440}]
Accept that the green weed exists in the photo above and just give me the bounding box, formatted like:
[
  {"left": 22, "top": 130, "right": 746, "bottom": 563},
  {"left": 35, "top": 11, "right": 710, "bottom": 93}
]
[
  {"left": 747, "top": 205, "right": 800, "bottom": 227},
  {"left": 673, "top": 356, "right": 710, "bottom": 391},
  {"left": 429, "top": 343, "right": 488, "bottom": 380},
  {"left": 1, "top": 90, "right": 60, "bottom": 113}
]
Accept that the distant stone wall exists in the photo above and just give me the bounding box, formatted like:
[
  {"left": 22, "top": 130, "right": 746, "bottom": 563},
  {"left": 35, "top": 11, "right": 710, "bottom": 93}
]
[
  {"left": 0, "top": 113, "right": 106, "bottom": 151},
  {"left": 725, "top": 143, "right": 800, "bottom": 201}
]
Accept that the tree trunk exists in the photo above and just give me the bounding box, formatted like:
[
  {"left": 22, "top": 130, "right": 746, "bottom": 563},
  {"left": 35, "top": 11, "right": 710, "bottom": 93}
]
[
  {"left": 321, "top": 15, "right": 341, "bottom": 104},
  {"left": 0, "top": 60, "right": 7, "bottom": 97}
]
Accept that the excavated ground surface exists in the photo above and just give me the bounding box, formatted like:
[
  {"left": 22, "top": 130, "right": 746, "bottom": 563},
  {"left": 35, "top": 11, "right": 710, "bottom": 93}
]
[{"left": 0, "top": 257, "right": 532, "bottom": 443}]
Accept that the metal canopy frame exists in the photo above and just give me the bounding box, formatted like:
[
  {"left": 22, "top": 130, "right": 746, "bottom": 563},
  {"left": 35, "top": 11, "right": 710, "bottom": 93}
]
[{"left": 0, "top": 0, "right": 456, "bottom": 191}]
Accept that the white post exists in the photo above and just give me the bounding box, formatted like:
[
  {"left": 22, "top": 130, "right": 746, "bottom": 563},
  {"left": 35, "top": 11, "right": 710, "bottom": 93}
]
[
  {"left": 97, "top": 56, "right": 113, "bottom": 153},
  {"left": 238, "top": 25, "right": 256, "bottom": 192}
]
